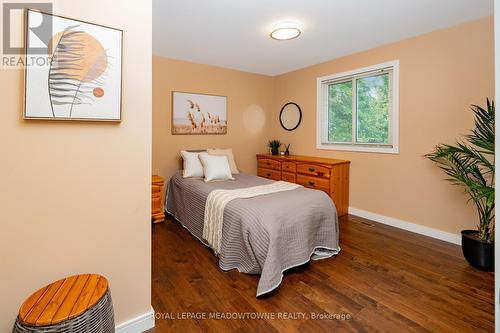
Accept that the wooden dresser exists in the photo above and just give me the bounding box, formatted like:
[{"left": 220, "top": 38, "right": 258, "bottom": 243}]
[
  {"left": 152, "top": 175, "right": 165, "bottom": 223},
  {"left": 256, "top": 154, "right": 350, "bottom": 216}
]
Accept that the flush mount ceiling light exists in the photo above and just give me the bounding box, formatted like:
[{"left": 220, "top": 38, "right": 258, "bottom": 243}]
[{"left": 270, "top": 22, "right": 301, "bottom": 40}]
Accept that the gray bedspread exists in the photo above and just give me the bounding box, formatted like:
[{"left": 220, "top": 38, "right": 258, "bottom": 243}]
[{"left": 166, "top": 171, "right": 340, "bottom": 296}]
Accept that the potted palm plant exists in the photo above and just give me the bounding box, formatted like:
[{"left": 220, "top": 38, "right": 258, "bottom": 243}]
[{"left": 426, "top": 99, "right": 494, "bottom": 271}]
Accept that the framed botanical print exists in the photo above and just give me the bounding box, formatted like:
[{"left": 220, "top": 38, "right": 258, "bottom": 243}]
[
  {"left": 172, "top": 91, "right": 227, "bottom": 135},
  {"left": 24, "top": 9, "right": 123, "bottom": 121}
]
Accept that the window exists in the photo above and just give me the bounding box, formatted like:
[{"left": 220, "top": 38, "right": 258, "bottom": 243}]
[{"left": 317, "top": 60, "right": 399, "bottom": 153}]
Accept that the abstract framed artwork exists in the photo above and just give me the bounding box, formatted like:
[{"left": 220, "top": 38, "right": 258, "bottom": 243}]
[
  {"left": 24, "top": 9, "right": 123, "bottom": 121},
  {"left": 172, "top": 91, "right": 227, "bottom": 135}
]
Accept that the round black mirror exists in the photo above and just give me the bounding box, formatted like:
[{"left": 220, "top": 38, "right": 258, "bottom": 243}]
[{"left": 279, "top": 102, "right": 302, "bottom": 131}]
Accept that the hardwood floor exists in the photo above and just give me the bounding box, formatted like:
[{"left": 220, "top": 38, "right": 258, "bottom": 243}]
[{"left": 148, "top": 214, "right": 494, "bottom": 333}]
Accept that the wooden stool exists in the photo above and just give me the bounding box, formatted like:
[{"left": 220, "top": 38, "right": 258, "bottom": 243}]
[{"left": 13, "top": 274, "right": 114, "bottom": 333}]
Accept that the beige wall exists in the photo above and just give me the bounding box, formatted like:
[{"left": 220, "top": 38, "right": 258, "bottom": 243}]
[
  {"left": 153, "top": 57, "right": 274, "bottom": 180},
  {"left": 0, "top": 1, "right": 152, "bottom": 331},
  {"left": 271, "top": 17, "right": 494, "bottom": 235}
]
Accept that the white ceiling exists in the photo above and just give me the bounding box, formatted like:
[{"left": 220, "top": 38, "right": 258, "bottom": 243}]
[{"left": 153, "top": 0, "right": 493, "bottom": 76}]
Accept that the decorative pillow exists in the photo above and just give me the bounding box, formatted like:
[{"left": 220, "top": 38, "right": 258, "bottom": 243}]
[
  {"left": 180, "top": 151, "right": 204, "bottom": 178},
  {"left": 207, "top": 148, "right": 239, "bottom": 174},
  {"left": 198, "top": 153, "right": 234, "bottom": 182}
]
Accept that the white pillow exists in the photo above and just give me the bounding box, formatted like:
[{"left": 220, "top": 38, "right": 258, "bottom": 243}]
[
  {"left": 198, "top": 153, "right": 234, "bottom": 182},
  {"left": 207, "top": 148, "right": 239, "bottom": 174},
  {"left": 180, "top": 151, "right": 204, "bottom": 178}
]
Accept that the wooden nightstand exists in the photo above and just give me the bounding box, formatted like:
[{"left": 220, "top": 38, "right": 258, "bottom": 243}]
[{"left": 152, "top": 175, "right": 165, "bottom": 223}]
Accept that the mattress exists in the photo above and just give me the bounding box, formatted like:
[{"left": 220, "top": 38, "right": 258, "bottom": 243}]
[{"left": 166, "top": 171, "right": 340, "bottom": 296}]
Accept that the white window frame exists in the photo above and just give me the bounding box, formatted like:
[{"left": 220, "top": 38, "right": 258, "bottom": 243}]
[{"left": 316, "top": 60, "right": 400, "bottom": 154}]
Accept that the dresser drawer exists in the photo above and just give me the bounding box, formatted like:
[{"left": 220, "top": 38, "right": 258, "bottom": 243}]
[
  {"left": 258, "top": 158, "right": 282, "bottom": 171},
  {"left": 297, "top": 174, "right": 330, "bottom": 193},
  {"left": 297, "top": 164, "right": 330, "bottom": 178},
  {"left": 258, "top": 168, "right": 281, "bottom": 181},
  {"left": 151, "top": 185, "right": 162, "bottom": 214},
  {"left": 152, "top": 196, "right": 162, "bottom": 213},
  {"left": 152, "top": 185, "right": 161, "bottom": 195},
  {"left": 281, "top": 172, "right": 296, "bottom": 183},
  {"left": 152, "top": 175, "right": 165, "bottom": 223},
  {"left": 282, "top": 161, "right": 296, "bottom": 173}
]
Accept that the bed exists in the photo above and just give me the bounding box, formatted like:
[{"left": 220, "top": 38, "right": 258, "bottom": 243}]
[{"left": 166, "top": 171, "right": 340, "bottom": 296}]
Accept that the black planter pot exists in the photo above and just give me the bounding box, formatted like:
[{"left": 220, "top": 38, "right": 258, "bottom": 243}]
[
  {"left": 461, "top": 230, "right": 494, "bottom": 272},
  {"left": 271, "top": 149, "right": 279, "bottom": 156}
]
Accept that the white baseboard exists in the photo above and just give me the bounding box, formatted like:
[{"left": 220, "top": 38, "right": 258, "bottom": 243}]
[
  {"left": 348, "top": 207, "right": 461, "bottom": 245},
  {"left": 115, "top": 306, "right": 155, "bottom": 333}
]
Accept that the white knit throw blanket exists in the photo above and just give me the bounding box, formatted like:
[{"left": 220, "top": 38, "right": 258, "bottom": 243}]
[{"left": 203, "top": 181, "right": 302, "bottom": 254}]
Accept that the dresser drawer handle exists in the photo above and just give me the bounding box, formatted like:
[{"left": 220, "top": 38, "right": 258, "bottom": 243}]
[
  {"left": 308, "top": 168, "right": 316, "bottom": 172},
  {"left": 308, "top": 181, "right": 315, "bottom": 187},
  {"left": 267, "top": 173, "right": 271, "bottom": 177},
  {"left": 317, "top": 171, "right": 324, "bottom": 176}
]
